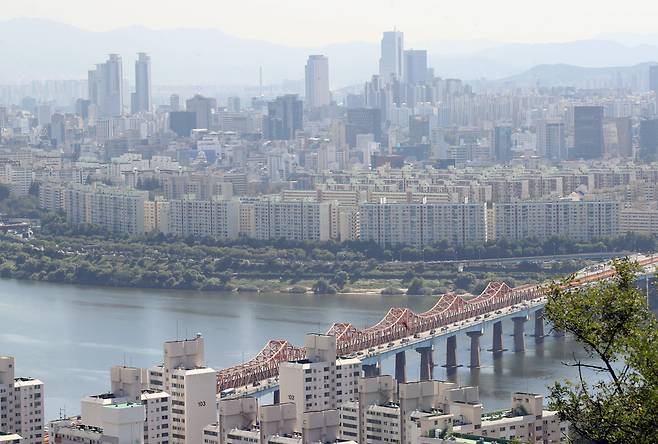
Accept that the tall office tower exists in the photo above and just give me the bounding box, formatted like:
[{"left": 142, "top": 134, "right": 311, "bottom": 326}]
[
  {"left": 346, "top": 107, "right": 382, "bottom": 146},
  {"left": 640, "top": 119, "right": 658, "bottom": 158},
  {"left": 492, "top": 125, "right": 513, "bottom": 162},
  {"left": 403, "top": 50, "right": 428, "bottom": 85},
  {"left": 263, "top": 94, "right": 303, "bottom": 140},
  {"left": 50, "top": 113, "right": 66, "bottom": 147},
  {"left": 573, "top": 106, "right": 604, "bottom": 159},
  {"left": 0, "top": 357, "right": 44, "bottom": 444},
  {"left": 148, "top": 334, "right": 216, "bottom": 444},
  {"left": 614, "top": 117, "right": 633, "bottom": 158},
  {"left": 170, "top": 94, "right": 181, "bottom": 111},
  {"left": 88, "top": 54, "right": 124, "bottom": 117},
  {"left": 650, "top": 65, "right": 658, "bottom": 94},
  {"left": 305, "top": 55, "right": 330, "bottom": 109},
  {"left": 131, "top": 53, "right": 151, "bottom": 114},
  {"left": 186, "top": 94, "right": 216, "bottom": 130},
  {"left": 379, "top": 30, "right": 404, "bottom": 83},
  {"left": 536, "top": 120, "right": 566, "bottom": 160}
]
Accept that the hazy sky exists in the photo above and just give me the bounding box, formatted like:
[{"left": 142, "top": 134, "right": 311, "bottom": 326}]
[{"left": 5, "top": 0, "right": 658, "bottom": 45}]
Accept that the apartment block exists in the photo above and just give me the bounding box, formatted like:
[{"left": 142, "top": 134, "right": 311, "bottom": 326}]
[
  {"left": 163, "top": 198, "right": 240, "bottom": 239},
  {"left": 252, "top": 199, "right": 332, "bottom": 241},
  {"left": 64, "top": 183, "right": 147, "bottom": 235},
  {"left": 148, "top": 334, "right": 216, "bottom": 444},
  {"left": 0, "top": 357, "right": 44, "bottom": 444},
  {"left": 359, "top": 202, "right": 487, "bottom": 247},
  {"left": 280, "top": 335, "right": 361, "bottom": 426},
  {"left": 492, "top": 199, "right": 619, "bottom": 242}
]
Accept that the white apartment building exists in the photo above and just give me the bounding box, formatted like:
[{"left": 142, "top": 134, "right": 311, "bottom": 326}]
[
  {"left": 79, "top": 366, "right": 170, "bottom": 444},
  {"left": 252, "top": 199, "right": 332, "bottom": 241},
  {"left": 148, "top": 334, "right": 216, "bottom": 444},
  {"left": 453, "top": 392, "right": 567, "bottom": 443},
  {"left": 359, "top": 202, "right": 487, "bottom": 247},
  {"left": 493, "top": 199, "right": 619, "bottom": 242},
  {"left": 163, "top": 198, "right": 240, "bottom": 239},
  {"left": 49, "top": 400, "right": 146, "bottom": 444},
  {"left": 280, "top": 335, "right": 361, "bottom": 426},
  {"left": 340, "top": 377, "right": 566, "bottom": 444},
  {"left": 0, "top": 357, "right": 44, "bottom": 444},
  {"left": 64, "top": 183, "right": 147, "bottom": 235}
]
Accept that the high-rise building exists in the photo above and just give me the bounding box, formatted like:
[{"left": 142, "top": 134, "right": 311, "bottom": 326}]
[
  {"left": 148, "top": 335, "right": 216, "bottom": 444},
  {"left": 88, "top": 54, "right": 124, "bottom": 118},
  {"left": 492, "top": 125, "right": 513, "bottom": 162},
  {"left": 573, "top": 106, "right": 604, "bottom": 159},
  {"left": 536, "top": 120, "right": 566, "bottom": 160},
  {"left": 170, "top": 94, "right": 181, "bottom": 111},
  {"left": 131, "top": 53, "right": 151, "bottom": 114},
  {"left": 279, "top": 334, "right": 360, "bottom": 425},
  {"left": 0, "top": 356, "right": 44, "bottom": 444},
  {"left": 379, "top": 30, "right": 404, "bottom": 83},
  {"left": 650, "top": 65, "right": 658, "bottom": 94},
  {"left": 186, "top": 94, "right": 216, "bottom": 130},
  {"left": 640, "top": 118, "right": 658, "bottom": 158},
  {"left": 403, "top": 50, "right": 428, "bottom": 85},
  {"left": 304, "top": 55, "right": 330, "bottom": 109},
  {"left": 169, "top": 111, "right": 196, "bottom": 137},
  {"left": 346, "top": 108, "right": 382, "bottom": 146},
  {"left": 263, "top": 94, "right": 303, "bottom": 140}
]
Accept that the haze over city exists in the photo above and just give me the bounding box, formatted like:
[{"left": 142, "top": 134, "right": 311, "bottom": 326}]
[{"left": 1, "top": 2, "right": 657, "bottom": 444}]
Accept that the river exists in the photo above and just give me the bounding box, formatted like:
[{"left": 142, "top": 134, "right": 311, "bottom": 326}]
[{"left": 0, "top": 277, "right": 644, "bottom": 420}]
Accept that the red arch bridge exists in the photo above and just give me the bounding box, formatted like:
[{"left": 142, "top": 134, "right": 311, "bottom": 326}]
[{"left": 217, "top": 255, "right": 658, "bottom": 392}]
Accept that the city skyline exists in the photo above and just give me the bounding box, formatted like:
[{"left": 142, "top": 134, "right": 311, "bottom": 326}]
[{"left": 4, "top": 1, "right": 658, "bottom": 46}]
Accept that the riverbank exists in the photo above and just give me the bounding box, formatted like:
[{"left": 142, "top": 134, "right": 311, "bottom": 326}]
[{"left": 0, "top": 231, "right": 596, "bottom": 296}]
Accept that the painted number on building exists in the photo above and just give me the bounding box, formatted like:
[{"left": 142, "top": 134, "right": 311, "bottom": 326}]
[
  {"left": 288, "top": 394, "right": 295, "bottom": 401},
  {"left": 198, "top": 401, "right": 207, "bottom": 407}
]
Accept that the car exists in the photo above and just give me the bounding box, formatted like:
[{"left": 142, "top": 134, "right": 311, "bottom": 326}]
[
  {"left": 387, "top": 342, "right": 394, "bottom": 347},
  {"left": 484, "top": 314, "right": 490, "bottom": 318},
  {"left": 368, "top": 348, "right": 375, "bottom": 353},
  {"left": 475, "top": 316, "right": 481, "bottom": 321},
  {"left": 401, "top": 338, "right": 409, "bottom": 343},
  {"left": 441, "top": 326, "right": 448, "bottom": 331},
  {"left": 413, "top": 333, "right": 420, "bottom": 339},
  {"left": 430, "top": 329, "right": 436, "bottom": 334}
]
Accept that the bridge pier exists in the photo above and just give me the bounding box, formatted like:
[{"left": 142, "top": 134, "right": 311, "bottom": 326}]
[
  {"left": 444, "top": 335, "right": 458, "bottom": 372},
  {"left": 395, "top": 351, "right": 406, "bottom": 384},
  {"left": 489, "top": 321, "right": 505, "bottom": 354},
  {"left": 466, "top": 331, "right": 483, "bottom": 368},
  {"left": 512, "top": 316, "right": 528, "bottom": 352},
  {"left": 534, "top": 309, "right": 545, "bottom": 343},
  {"left": 273, "top": 389, "right": 280, "bottom": 404},
  {"left": 416, "top": 346, "right": 434, "bottom": 381},
  {"left": 363, "top": 363, "right": 380, "bottom": 377}
]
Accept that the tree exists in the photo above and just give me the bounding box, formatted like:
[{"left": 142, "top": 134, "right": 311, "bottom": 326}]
[
  {"left": 331, "top": 271, "right": 349, "bottom": 290},
  {"left": 544, "top": 259, "right": 658, "bottom": 443},
  {"left": 406, "top": 278, "right": 426, "bottom": 295},
  {"left": 312, "top": 279, "right": 337, "bottom": 295}
]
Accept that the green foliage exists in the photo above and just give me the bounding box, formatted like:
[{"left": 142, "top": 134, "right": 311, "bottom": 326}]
[
  {"left": 312, "top": 279, "right": 337, "bottom": 295},
  {"left": 406, "top": 278, "right": 427, "bottom": 295},
  {"left": 545, "top": 259, "right": 658, "bottom": 443},
  {"left": 331, "top": 271, "right": 349, "bottom": 290}
]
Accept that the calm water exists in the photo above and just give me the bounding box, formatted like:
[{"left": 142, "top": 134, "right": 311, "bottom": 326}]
[{"left": 0, "top": 278, "right": 632, "bottom": 420}]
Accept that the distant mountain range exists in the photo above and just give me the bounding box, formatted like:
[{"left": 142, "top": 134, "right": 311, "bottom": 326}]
[{"left": 1, "top": 19, "right": 658, "bottom": 89}]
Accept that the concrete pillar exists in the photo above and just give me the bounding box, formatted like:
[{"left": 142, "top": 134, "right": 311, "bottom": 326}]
[
  {"left": 363, "top": 364, "right": 379, "bottom": 377},
  {"left": 395, "top": 351, "right": 406, "bottom": 384},
  {"left": 534, "top": 309, "right": 545, "bottom": 343},
  {"left": 466, "top": 331, "right": 483, "bottom": 368},
  {"left": 489, "top": 321, "right": 505, "bottom": 354},
  {"left": 445, "top": 336, "right": 457, "bottom": 372},
  {"left": 273, "top": 389, "right": 280, "bottom": 404},
  {"left": 512, "top": 316, "right": 527, "bottom": 352},
  {"left": 416, "top": 346, "right": 433, "bottom": 381}
]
